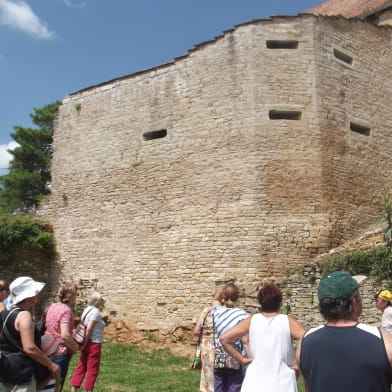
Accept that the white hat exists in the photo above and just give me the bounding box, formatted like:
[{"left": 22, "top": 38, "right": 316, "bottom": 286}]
[
  {"left": 41, "top": 334, "right": 59, "bottom": 356},
  {"left": 10, "top": 276, "right": 45, "bottom": 305}
]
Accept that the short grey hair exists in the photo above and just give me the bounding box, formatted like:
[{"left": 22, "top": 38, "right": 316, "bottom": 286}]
[{"left": 88, "top": 292, "right": 103, "bottom": 307}]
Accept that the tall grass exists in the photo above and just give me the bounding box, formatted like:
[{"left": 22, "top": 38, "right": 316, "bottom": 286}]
[{"left": 64, "top": 342, "right": 305, "bottom": 392}]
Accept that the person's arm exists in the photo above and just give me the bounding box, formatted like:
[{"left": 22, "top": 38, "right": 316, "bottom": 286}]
[
  {"left": 60, "top": 322, "right": 79, "bottom": 353},
  {"left": 295, "top": 336, "right": 310, "bottom": 392},
  {"left": 289, "top": 316, "right": 305, "bottom": 379},
  {"left": 288, "top": 315, "right": 306, "bottom": 340},
  {"left": 381, "top": 329, "right": 392, "bottom": 370},
  {"left": 193, "top": 318, "right": 203, "bottom": 337},
  {"left": 16, "top": 311, "right": 59, "bottom": 375},
  {"left": 242, "top": 333, "right": 251, "bottom": 358},
  {"left": 219, "top": 316, "right": 253, "bottom": 366},
  {"left": 80, "top": 319, "right": 97, "bottom": 352}
]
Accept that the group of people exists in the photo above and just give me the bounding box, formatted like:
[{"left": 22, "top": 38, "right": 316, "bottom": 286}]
[
  {"left": 194, "top": 274, "right": 392, "bottom": 392},
  {"left": 0, "top": 277, "right": 106, "bottom": 392}
]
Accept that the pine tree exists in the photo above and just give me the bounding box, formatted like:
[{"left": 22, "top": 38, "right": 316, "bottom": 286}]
[{"left": 0, "top": 101, "right": 61, "bottom": 213}]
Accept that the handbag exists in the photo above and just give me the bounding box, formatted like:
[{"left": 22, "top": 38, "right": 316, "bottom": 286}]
[
  {"left": 190, "top": 309, "right": 210, "bottom": 370},
  {"left": 214, "top": 345, "right": 241, "bottom": 370},
  {"left": 72, "top": 308, "right": 93, "bottom": 344},
  {"left": 35, "top": 308, "right": 48, "bottom": 337},
  {"left": 212, "top": 311, "right": 241, "bottom": 370},
  {"left": 191, "top": 344, "right": 202, "bottom": 370},
  {"left": 0, "top": 350, "right": 34, "bottom": 384}
]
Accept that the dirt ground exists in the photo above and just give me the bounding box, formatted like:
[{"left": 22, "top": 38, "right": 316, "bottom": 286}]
[{"left": 104, "top": 319, "right": 196, "bottom": 358}]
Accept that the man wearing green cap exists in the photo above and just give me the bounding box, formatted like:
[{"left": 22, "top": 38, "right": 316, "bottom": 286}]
[{"left": 297, "top": 271, "right": 392, "bottom": 392}]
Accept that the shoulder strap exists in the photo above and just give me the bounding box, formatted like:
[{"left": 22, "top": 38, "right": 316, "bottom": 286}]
[
  {"left": 1, "top": 307, "right": 24, "bottom": 351},
  {"left": 81, "top": 307, "right": 94, "bottom": 326},
  {"left": 197, "top": 309, "right": 211, "bottom": 345}
]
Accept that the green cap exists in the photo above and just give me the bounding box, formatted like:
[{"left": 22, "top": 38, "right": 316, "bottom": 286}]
[{"left": 318, "top": 271, "right": 358, "bottom": 300}]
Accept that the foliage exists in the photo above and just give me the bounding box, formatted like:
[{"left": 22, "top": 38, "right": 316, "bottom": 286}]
[
  {"left": 321, "top": 247, "right": 392, "bottom": 288},
  {"left": 0, "top": 215, "right": 55, "bottom": 266},
  {"left": 0, "top": 101, "right": 61, "bottom": 213}
]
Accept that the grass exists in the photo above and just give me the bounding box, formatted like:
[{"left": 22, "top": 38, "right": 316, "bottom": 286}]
[
  {"left": 64, "top": 342, "right": 200, "bottom": 392},
  {"left": 64, "top": 342, "right": 305, "bottom": 392}
]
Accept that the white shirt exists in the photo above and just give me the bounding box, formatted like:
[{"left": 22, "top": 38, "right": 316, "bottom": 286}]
[
  {"left": 382, "top": 305, "right": 392, "bottom": 334},
  {"left": 82, "top": 305, "right": 105, "bottom": 343}
]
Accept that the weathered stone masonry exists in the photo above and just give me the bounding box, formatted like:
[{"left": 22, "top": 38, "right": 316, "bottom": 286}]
[{"left": 39, "top": 14, "right": 392, "bottom": 332}]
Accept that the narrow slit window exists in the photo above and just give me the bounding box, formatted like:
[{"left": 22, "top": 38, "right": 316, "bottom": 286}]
[
  {"left": 350, "top": 122, "right": 370, "bottom": 136},
  {"left": 333, "top": 48, "right": 353, "bottom": 65},
  {"left": 266, "top": 40, "right": 298, "bottom": 49},
  {"left": 269, "top": 110, "right": 302, "bottom": 120},
  {"left": 143, "top": 129, "right": 167, "bottom": 141}
]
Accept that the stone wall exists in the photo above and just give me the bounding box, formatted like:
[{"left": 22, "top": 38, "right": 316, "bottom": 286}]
[{"left": 38, "top": 14, "right": 392, "bottom": 332}]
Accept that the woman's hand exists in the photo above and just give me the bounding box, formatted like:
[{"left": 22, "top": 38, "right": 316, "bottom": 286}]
[{"left": 241, "top": 357, "right": 253, "bottom": 366}]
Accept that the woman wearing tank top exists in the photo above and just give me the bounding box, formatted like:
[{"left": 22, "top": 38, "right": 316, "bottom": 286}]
[{"left": 220, "top": 284, "right": 305, "bottom": 392}]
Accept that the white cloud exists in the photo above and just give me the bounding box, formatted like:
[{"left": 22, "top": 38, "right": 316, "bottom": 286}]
[
  {"left": 0, "top": 141, "right": 18, "bottom": 171},
  {"left": 64, "top": 0, "right": 86, "bottom": 8},
  {"left": 0, "top": 0, "right": 55, "bottom": 39}
]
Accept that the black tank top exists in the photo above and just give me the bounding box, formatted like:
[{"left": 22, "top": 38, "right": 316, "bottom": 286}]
[
  {"left": 300, "top": 323, "right": 392, "bottom": 392},
  {"left": 0, "top": 308, "right": 40, "bottom": 353}
]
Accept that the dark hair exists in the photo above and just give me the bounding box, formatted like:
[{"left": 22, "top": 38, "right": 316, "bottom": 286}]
[
  {"left": 257, "top": 284, "right": 282, "bottom": 312},
  {"left": 374, "top": 290, "right": 391, "bottom": 306},
  {"left": 319, "top": 289, "right": 360, "bottom": 321},
  {"left": 221, "top": 283, "right": 240, "bottom": 308},
  {"left": 374, "top": 290, "right": 383, "bottom": 301}
]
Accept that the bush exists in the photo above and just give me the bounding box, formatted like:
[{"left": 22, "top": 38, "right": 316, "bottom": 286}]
[
  {"left": 321, "top": 247, "right": 392, "bottom": 288},
  {"left": 0, "top": 215, "right": 55, "bottom": 265}
]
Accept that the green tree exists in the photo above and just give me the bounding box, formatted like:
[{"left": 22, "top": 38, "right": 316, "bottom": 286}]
[{"left": 0, "top": 101, "right": 61, "bottom": 213}]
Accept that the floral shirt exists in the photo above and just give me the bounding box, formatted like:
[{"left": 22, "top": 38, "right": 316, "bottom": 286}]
[{"left": 45, "top": 302, "right": 74, "bottom": 355}]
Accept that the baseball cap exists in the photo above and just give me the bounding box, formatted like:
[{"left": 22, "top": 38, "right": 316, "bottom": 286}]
[
  {"left": 318, "top": 271, "right": 366, "bottom": 300},
  {"left": 378, "top": 290, "right": 392, "bottom": 302}
]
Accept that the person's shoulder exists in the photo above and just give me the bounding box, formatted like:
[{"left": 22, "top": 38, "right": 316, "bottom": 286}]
[
  {"left": 48, "top": 302, "right": 69, "bottom": 311},
  {"left": 85, "top": 305, "right": 99, "bottom": 317},
  {"left": 385, "top": 306, "right": 392, "bottom": 315},
  {"left": 235, "top": 307, "right": 249, "bottom": 317},
  {"left": 356, "top": 323, "right": 382, "bottom": 338},
  {"left": 303, "top": 324, "right": 325, "bottom": 338}
]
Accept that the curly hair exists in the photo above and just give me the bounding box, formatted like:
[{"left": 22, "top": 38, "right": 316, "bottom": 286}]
[{"left": 257, "top": 284, "right": 282, "bottom": 312}]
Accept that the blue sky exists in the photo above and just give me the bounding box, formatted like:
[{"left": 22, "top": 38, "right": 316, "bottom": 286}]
[{"left": 0, "top": 0, "right": 321, "bottom": 172}]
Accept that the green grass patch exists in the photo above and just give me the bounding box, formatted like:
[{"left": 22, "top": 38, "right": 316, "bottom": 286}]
[
  {"left": 65, "top": 342, "right": 199, "bottom": 392},
  {"left": 64, "top": 342, "right": 306, "bottom": 392}
]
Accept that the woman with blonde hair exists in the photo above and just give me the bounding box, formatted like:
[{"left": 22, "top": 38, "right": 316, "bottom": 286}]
[
  {"left": 45, "top": 282, "right": 79, "bottom": 390},
  {"left": 211, "top": 283, "right": 250, "bottom": 392},
  {"left": 71, "top": 292, "right": 106, "bottom": 392}
]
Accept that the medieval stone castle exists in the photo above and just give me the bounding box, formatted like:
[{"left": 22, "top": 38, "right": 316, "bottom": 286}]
[{"left": 39, "top": 0, "right": 392, "bottom": 331}]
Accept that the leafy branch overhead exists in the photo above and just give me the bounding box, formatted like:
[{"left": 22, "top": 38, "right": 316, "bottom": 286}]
[{"left": 0, "top": 101, "right": 61, "bottom": 213}]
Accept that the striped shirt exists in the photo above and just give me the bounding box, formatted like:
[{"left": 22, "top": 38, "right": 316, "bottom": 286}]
[{"left": 212, "top": 305, "right": 249, "bottom": 350}]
